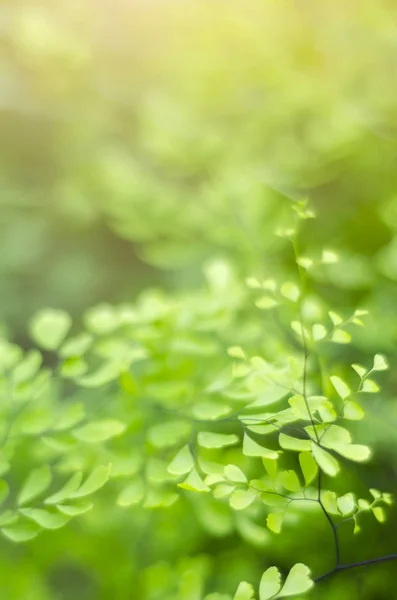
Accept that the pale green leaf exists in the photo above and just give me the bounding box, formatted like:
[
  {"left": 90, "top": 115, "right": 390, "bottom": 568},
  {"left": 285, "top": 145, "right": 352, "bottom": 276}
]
[
  {"left": 198, "top": 432, "right": 239, "bottom": 449},
  {"left": 148, "top": 421, "right": 191, "bottom": 449},
  {"left": 352, "top": 364, "right": 367, "bottom": 378},
  {"left": 299, "top": 452, "right": 318, "bottom": 485},
  {"left": 192, "top": 402, "right": 231, "bottom": 420},
  {"left": 279, "top": 563, "right": 313, "bottom": 597},
  {"left": 233, "top": 581, "right": 255, "bottom": 600},
  {"left": 334, "top": 444, "right": 371, "bottom": 462},
  {"left": 279, "top": 433, "right": 311, "bottom": 452},
  {"left": 267, "top": 513, "right": 283, "bottom": 534},
  {"left": 227, "top": 346, "right": 246, "bottom": 359},
  {"left": 45, "top": 472, "right": 83, "bottom": 505},
  {"left": 330, "top": 376, "right": 351, "bottom": 399},
  {"left": 362, "top": 379, "right": 380, "bottom": 393},
  {"left": 178, "top": 468, "right": 210, "bottom": 493},
  {"left": 373, "top": 354, "right": 389, "bottom": 371},
  {"left": 59, "top": 333, "right": 93, "bottom": 358},
  {"left": 329, "top": 311, "right": 343, "bottom": 326},
  {"left": 259, "top": 566, "right": 282, "bottom": 600},
  {"left": 322, "top": 250, "right": 338, "bottom": 264},
  {"left": 255, "top": 297, "right": 278, "bottom": 310},
  {"left": 117, "top": 479, "right": 145, "bottom": 506},
  {"left": 229, "top": 489, "right": 257, "bottom": 510},
  {"left": 312, "top": 324, "right": 327, "bottom": 341},
  {"left": 2, "top": 522, "right": 39, "bottom": 542},
  {"left": 167, "top": 445, "right": 194, "bottom": 475},
  {"left": 337, "top": 493, "right": 355, "bottom": 516},
  {"left": 20, "top": 508, "right": 69, "bottom": 530},
  {"left": 280, "top": 282, "right": 300, "bottom": 303},
  {"left": 279, "top": 470, "right": 301, "bottom": 493},
  {"left": 321, "top": 491, "right": 339, "bottom": 515},
  {"left": 224, "top": 465, "right": 247, "bottom": 483},
  {"left": 18, "top": 466, "right": 52, "bottom": 506},
  {"left": 77, "top": 361, "right": 123, "bottom": 388},
  {"left": 73, "top": 419, "right": 126, "bottom": 443},
  {"left": 57, "top": 502, "right": 93, "bottom": 516},
  {"left": 331, "top": 330, "right": 351, "bottom": 344},
  {"left": 69, "top": 465, "right": 110, "bottom": 499},
  {"left": 311, "top": 444, "right": 340, "bottom": 477},
  {"left": 343, "top": 401, "right": 364, "bottom": 420},
  {"left": 30, "top": 309, "right": 72, "bottom": 351},
  {"left": 243, "top": 434, "right": 279, "bottom": 459}
]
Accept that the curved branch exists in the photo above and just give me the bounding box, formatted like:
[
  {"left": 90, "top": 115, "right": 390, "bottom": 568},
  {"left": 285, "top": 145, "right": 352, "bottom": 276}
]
[{"left": 315, "top": 554, "right": 397, "bottom": 583}]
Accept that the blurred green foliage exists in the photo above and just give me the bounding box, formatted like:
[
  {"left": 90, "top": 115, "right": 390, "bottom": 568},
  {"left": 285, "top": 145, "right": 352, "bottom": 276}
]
[{"left": 1, "top": 0, "right": 397, "bottom": 598}]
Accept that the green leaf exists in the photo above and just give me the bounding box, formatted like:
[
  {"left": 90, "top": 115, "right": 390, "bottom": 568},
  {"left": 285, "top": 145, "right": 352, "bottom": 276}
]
[
  {"left": 178, "top": 468, "right": 210, "bottom": 493},
  {"left": 330, "top": 376, "right": 351, "bottom": 399},
  {"left": 267, "top": 513, "right": 283, "bottom": 534},
  {"left": 352, "top": 364, "right": 367, "bottom": 378},
  {"left": 255, "top": 296, "right": 278, "bottom": 310},
  {"left": 373, "top": 354, "right": 389, "bottom": 371},
  {"left": 192, "top": 402, "right": 231, "bottom": 420},
  {"left": 343, "top": 401, "right": 364, "bottom": 420},
  {"left": 279, "top": 433, "right": 311, "bottom": 452},
  {"left": 167, "top": 445, "right": 194, "bottom": 475},
  {"left": 369, "top": 488, "right": 381, "bottom": 499},
  {"left": 77, "top": 361, "right": 123, "bottom": 388},
  {"left": 334, "top": 444, "right": 371, "bottom": 462},
  {"left": 12, "top": 350, "right": 42, "bottom": 384},
  {"left": 45, "top": 472, "right": 83, "bottom": 505},
  {"left": 233, "top": 582, "right": 255, "bottom": 600},
  {"left": 148, "top": 421, "right": 192, "bottom": 449},
  {"left": 331, "top": 330, "right": 351, "bottom": 344},
  {"left": 312, "top": 444, "right": 340, "bottom": 477},
  {"left": 372, "top": 506, "right": 386, "bottom": 523},
  {"left": 279, "top": 563, "right": 313, "bottom": 597},
  {"left": 280, "top": 282, "right": 300, "bottom": 303},
  {"left": 321, "top": 425, "right": 352, "bottom": 448},
  {"left": 117, "top": 479, "right": 145, "bottom": 506},
  {"left": 18, "top": 466, "right": 52, "bottom": 506},
  {"left": 60, "top": 333, "right": 93, "bottom": 358},
  {"left": 2, "top": 522, "right": 39, "bottom": 542},
  {"left": 57, "top": 502, "right": 93, "bottom": 516},
  {"left": 30, "top": 309, "right": 72, "bottom": 351},
  {"left": 73, "top": 419, "right": 126, "bottom": 443},
  {"left": 337, "top": 493, "right": 355, "bottom": 516},
  {"left": 322, "top": 250, "right": 338, "bottom": 264},
  {"left": 227, "top": 346, "right": 246, "bottom": 359},
  {"left": 329, "top": 311, "right": 343, "bottom": 326},
  {"left": 288, "top": 395, "right": 310, "bottom": 420},
  {"left": 279, "top": 470, "right": 301, "bottom": 493},
  {"left": 362, "top": 379, "right": 380, "bottom": 393},
  {"left": 224, "top": 465, "right": 247, "bottom": 483},
  {"left": 259, "top": 566, "right": 281, "bottom": 600},
  {"left": 69, "top": 465, "right": 110, "bottom": 499},
  {"left": 262, "top": 458, "right": 277, "bottom": 480},
  {"left": 321, "top": 491, "right": 339, "bottom": 515},
  {"left": 299, "top": 452, "right": 318, "bottom": 485},
  {"left": 20, "top": 508, "right": 69, "bottom": 530},
  {"left": 198, "top": 432, "right": 239, "bottom": 449},
  {"left": 243, "top": 434, "right": 279, "bottom": 459},
  {"left": 312, "top": 324, "right": 327, "bottom": 341},
  {"left": 229, "top": 489, "right": 257, "bottom": 510}
]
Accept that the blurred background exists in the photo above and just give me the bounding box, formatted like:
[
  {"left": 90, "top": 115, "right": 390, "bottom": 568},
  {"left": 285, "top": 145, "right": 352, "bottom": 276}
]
[{"left": 1, "top": 0, "right": 397, "bottom": 598}]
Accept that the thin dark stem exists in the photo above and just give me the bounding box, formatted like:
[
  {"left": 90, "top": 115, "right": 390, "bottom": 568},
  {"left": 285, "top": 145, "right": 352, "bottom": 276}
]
[
  {"left": 315, "top": 554, "right": 397, "bottom": 583},
  {"left": 317, "top": 469, "right": 340, "bottom": 566}
]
